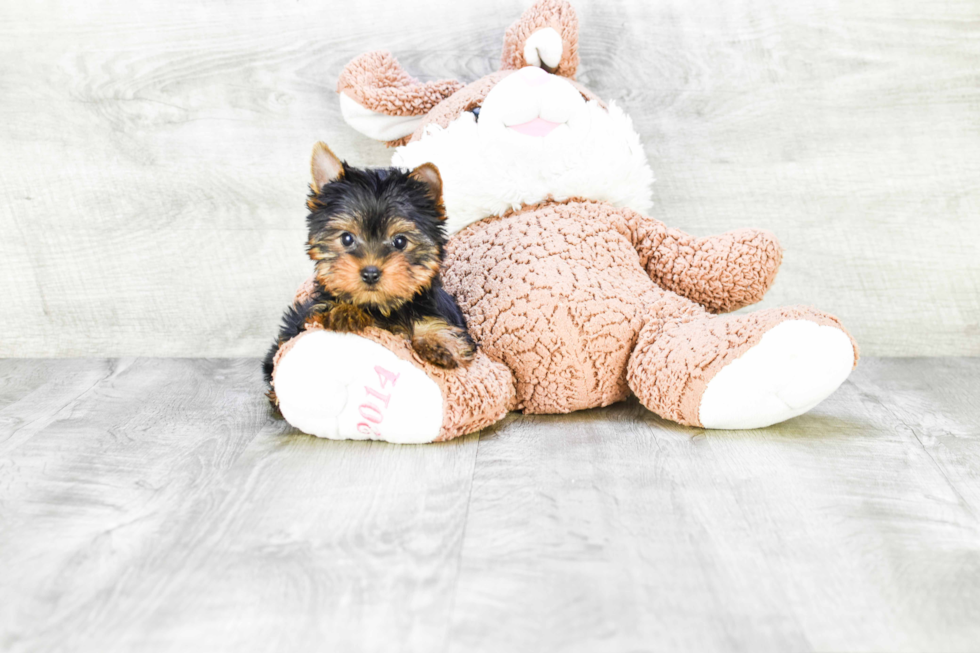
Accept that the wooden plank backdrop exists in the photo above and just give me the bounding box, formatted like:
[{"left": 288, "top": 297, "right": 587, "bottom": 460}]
[{"left": 1, "top": 0, "right": 978, "bottom": 357}]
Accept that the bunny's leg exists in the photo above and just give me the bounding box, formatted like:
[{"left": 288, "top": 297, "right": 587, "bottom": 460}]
[
  {"left": 627, "top": 288, "right": 857, "bottom": 429},
  {"left": 265, "top": 280, "right": 515, "bottom": 443}
]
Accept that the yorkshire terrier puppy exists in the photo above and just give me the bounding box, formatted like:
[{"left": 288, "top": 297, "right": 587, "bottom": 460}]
[{"left": 263, "top": 142, "right": 475, "bottom": 406}]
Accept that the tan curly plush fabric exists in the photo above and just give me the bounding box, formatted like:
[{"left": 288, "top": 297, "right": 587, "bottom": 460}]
[
  {"left": 619, "top": 207, "right": 783, "bottom": 313},
  {"left": 337, "top": 51, "right": 463, "bottom": 118},
  {"left": 500, "top": 0, "right": 580, "bottom": 78},
  {"left": 440, "top": 199, "right": 813, "bottom": 421}
]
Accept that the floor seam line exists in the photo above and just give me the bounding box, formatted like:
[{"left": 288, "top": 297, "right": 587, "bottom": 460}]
[
  {"left": 862, "top": 377, "right": 980, "bottom": 524},
  {"left": 440, "top": 431, "right": 481, "bottom": 653},
  {"left": 0, "top": 358, "right": 120, "bottom": 458}
]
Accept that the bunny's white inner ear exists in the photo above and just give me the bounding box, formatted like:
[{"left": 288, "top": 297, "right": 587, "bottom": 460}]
[
  {"left": 339, "top": 93, "right": 426, "bottom": 142},
  {"left": 523, "top": 27, "right": 563, "bottom": 70}
]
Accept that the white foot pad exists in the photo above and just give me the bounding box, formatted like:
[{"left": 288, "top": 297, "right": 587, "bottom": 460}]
[
  {"left": 274, "top": 330, "right": 443, "bottom": 444},
  {"left": 698, "top": 320, "right": 854, "bottom": 430}
]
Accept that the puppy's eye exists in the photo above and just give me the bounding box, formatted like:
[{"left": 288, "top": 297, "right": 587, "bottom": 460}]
[
  {"left": 392, "top": 235, "right": 408, "bottom": 250},
  {"left": 340, "top": 232, "right": 354, "bottom": 247},
  {"left": 468, "top": 106, "right": 481, "bottom": 122}
]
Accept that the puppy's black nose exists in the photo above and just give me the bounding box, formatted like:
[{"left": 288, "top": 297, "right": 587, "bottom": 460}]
[{"left": 360, "top": 266, "right": 381, "bottom": 285}]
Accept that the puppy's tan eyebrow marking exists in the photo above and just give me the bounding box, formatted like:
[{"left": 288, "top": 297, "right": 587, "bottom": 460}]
[
  {"left": 385, "top": 218, "right": 417, "bottom": 239},
  {"left": 328, "top": 215, "right": 361, "bottom": 234},
  {"left": 311, "top": 216, "right": 361, "bottom": 243}
]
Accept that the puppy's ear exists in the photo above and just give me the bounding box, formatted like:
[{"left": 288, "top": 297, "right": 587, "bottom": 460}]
[
  {"left": 311, "top": 141, "right": 344, "bottom": 191},
  {"left": 409, "top": 163, "right": 444, "bottom": 217}
]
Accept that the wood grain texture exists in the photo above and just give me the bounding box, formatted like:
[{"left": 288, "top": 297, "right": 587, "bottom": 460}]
[
  {"left": 1, "top": 356, "right": 979, "bottom": 652},
  {"left": 0, "top": 357, "right": 481, "bottom": 653},
  {"left": 1, "top": 0, "right": 978, "bottom": 357},
  {"left": 447, "top": 361, "right": 980, "bottom": 652}
]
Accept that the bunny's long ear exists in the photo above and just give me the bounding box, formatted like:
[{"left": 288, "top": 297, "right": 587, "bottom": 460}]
[
  {"left": 337, "top": 51, "right": 464, "bottom": 145},
  {"left": 500, "top": 0, "right": 580, "bottom": 79}
]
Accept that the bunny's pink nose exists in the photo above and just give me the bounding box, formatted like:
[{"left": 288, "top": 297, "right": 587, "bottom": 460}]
[{"left": 509, "top": 117, "right": 561, "bottom": 137}]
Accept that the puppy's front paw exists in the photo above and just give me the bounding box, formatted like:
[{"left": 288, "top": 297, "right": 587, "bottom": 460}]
[
  {"left": 412, "top": 321, "right": 475, "bottom": 369},
  {"left": 304, "top": 310, "right": 326, "bottom": 331},
  {"left": 413, "top": 338, "right": 459, "bottom": 369},
  {"left": 327, "top": 304, "right": 373, "bottom": 333}
]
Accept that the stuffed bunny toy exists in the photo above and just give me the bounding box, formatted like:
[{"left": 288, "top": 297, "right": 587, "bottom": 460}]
[{"left": 267, "top": 0, "right": 857, "bottom": 443}]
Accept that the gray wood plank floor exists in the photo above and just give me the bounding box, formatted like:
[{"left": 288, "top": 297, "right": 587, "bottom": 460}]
[{"left": 1, "top": 358, "right": 978, "bottom": 652}]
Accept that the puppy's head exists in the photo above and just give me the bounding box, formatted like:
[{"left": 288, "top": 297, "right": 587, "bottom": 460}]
[{"left": 305, "top": 142, "right": 446, "bottom": 314}]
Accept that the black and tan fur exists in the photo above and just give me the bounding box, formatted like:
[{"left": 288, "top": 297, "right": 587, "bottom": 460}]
[{"left": 263, "top": 142, "right": 475, "bottom": 406}]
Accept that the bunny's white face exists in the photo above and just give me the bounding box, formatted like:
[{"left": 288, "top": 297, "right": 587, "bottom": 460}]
[
  {"left": 477, "top": 65, "right": 587, "bottom": 138},
  {"left": 392, "top": 66, "right": 655, "bottom": 234}
]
